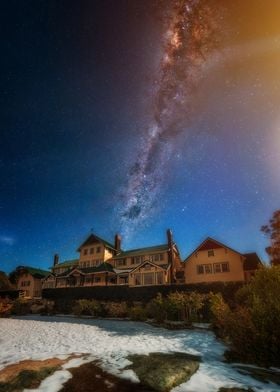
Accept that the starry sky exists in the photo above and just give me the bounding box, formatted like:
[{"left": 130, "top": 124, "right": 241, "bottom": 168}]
[{"left": 1, "top": 0, "right": 280, "bottom": 273}]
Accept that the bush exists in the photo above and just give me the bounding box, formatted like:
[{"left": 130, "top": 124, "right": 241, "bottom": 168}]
[
  {"left": 146, "top": 293, "right": 167, "bottom": 323},
  {"left": 166, "top": 291, "right": 206, "bottom": 323},
  {"left": 0, "top": 301, "right": 12, "bottom": 317},
  {"left": 129, "top": 305, "right": 147, "bottom": 321},
  {"left": 103, "top": 302, "right": 128, "bottom": 318},
  {"left": 210, "top": 267, "right": 280, "bottom": 366},
  {"left": 72, "top": 299, "right": 103, "bottom": 317},
  {"left": 11, "top": 298, "right": 31, "bottom": 315}
]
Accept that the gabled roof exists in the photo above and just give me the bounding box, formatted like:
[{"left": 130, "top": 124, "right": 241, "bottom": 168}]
[
  {"left": 53, "top": 259, "right": 79, "bottom": 268},
  {"left": 243, "top": 253, "right": 263, "bottom": 270},
  {"left": 17, "top": 266, "right": 49, "bottom": 279},
  {"left": 184, "top": 237, "right": 244, "bottom": 262},
  {"left": 42, "top": 273, "right": 55, "bottom": 281},
  {"left": 56, "top": 263, "right": 115, "bottom": 277},
  {"left": 114, "top": 268, "right": 133, "bottom": 274},
  {"left": 77, "top": 234, "right": 116, "bottom": 252},
  {"left": 80, "top": 262, "right": 115, "bottom": 274},
  {"left": 113, "top": 244, "right": 169, "bottom": 259},
  {"left": 130, "top": 260, "right": 170, "bottom": 273}
]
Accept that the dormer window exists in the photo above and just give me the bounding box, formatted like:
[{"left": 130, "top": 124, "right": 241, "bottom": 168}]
[{"left": 208, "top": 250, "right": 214, "bottom": 257}]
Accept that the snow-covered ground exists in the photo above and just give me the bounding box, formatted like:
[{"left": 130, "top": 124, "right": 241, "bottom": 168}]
[{"left": 0, "top": 316, "right": 278, "bottom": 392}]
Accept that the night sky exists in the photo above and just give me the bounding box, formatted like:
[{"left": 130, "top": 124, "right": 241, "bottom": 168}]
[{"left": 1, "top": 0, "right": 280, "bottom": 273}]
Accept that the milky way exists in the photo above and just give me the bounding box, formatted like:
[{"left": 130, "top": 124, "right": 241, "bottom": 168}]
[{"left": 118, "top": 0, "right": 224, "bottom": 237}]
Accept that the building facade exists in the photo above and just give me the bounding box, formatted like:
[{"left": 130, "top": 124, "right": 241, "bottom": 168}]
[
  {"left": 184, "top": 237, "right": 262, "bottom": 284},
  {"left": 17, "top": 266, "right": 49, "bottom": 298},
  {"left": 42, "top": 230, "right": 184, "bottom": 289}
]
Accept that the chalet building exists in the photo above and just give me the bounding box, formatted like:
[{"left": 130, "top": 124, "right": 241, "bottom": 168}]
[
  {"left": 184, "top": 237, "right": 262, "bottom": 284},
  {"left": 17, "top": 266, "right": 49, "bottom": 298},
  {"left": 42, "top": 230, "right": 183, "bottom": 289}
]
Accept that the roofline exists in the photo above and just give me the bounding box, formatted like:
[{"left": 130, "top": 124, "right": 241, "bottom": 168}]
[
  {"left": 243, "top": 252, "right": 263, "bottom": 264},
  {"left": 42, "top": 273, "right": 55, "bottom": 280},
  {"left": 184, "top": 237, "right": 244, "bottom": 262},
  {"left": 129, "top": 260, "right": 170, "bottom": 273},
  {"left": 112, "top": 244, "right": 169, "bottom": 259},
  {"left": 76, "top": 233, "right": 117, "bottom": 252}
]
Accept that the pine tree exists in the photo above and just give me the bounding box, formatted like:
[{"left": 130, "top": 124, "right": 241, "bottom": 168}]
[{"left": 261, "top": 210, "right": 280, "bottom": 266}]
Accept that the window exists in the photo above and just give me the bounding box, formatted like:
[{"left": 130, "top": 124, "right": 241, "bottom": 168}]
[
  {"left": 197, "top": 264, "right": 212, "bottom": 274},
  {"left": 152, "top": 253, "right": 164, "bottom": 262},
  {"left": 143, "top": 273, "right": 154, "bottom": 285},
  {"left": 204, "top": 264, "right": 212, "bottom": 274},
  {"left": 213, "top": 262, "right": 229, "bottom": 273},
  {"left": 197, "top": 265, "right": 204, "bottom": 274},
  {"left": 96, "top": 246, "right": 101, "bottom": 253},
  {"left": 135, "top": 273, "right": 141, "bottom": 285},
  {"left": 149, "top": 253, "right": 164, "bottom": 262},
  {"left": 94, "top": 277, "right": 101, "bottom": 283},
  {"left": 208, "top": 250, "right": 214, "bottom": 257},
  {"left": 86, "top": 261, "right": 90, "bottom": 268},
  {"left": 156, "top": 272, "right": 164, "bottom": 285},
  {"left": 21, "top": 281, "right": 31, "bottom": 287},
  {"left": 85, "top": 276, "right": 93, "bottom": 284},
  {"left": 116, "top": 259, "right": 126, "bottom": 266},
  {"left": 214, "top": 263, "right": 221, "bottom": 273},
  {"left": 144, "top": 264, "right": 151, "bottom": 270},
  {"left": 90, "top": 248, "right": 94, "bottom": 254},
  {"left": 131, "top": 256, "right": 143, "bottom": 264},
  {"left": 221, "top": 262, "right": 230, "bottom": 272},
  {"left": 84, "top": 249, "right": 88, "bottom": 255}
]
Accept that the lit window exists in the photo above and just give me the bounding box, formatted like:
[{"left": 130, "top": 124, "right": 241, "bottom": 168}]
[{"left": 208, "top": 250, "right": 214, "bottom": 257}]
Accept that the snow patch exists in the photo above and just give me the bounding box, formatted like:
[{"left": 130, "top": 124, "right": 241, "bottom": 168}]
[{"left": 0, "top": 316, "right": 279, "bottom": 392}]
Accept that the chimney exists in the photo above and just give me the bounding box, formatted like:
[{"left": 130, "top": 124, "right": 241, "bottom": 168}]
[
  {"left": 167, "top": 229, "right": 175, "bottom": 284},
  {"left": 167, "top": 229, "right": 173, "bottom": 247},
  {"left": 53, "top": 254, "right": 59, "bottom": 266},
  {"left": 114, "top": 234, "right": 121, "bottom": 253}
]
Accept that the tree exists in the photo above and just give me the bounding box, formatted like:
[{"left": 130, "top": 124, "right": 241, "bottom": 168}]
[
  {"left": 261, "top": 209, "right": 280, "bottom": 265},
  {"left": 210, "top": 267, "right": 280, "bottom": 366},
  {"left": 0, "top": 271, "right": 14, "bottom": 290}
]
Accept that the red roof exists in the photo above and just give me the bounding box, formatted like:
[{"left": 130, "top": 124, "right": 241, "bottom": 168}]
[
  {"left": 199, "top": 239, "right": 224, "bottom": 251},
  {"left": 184, "top": 237, "right": 243, "bottom": 262}
]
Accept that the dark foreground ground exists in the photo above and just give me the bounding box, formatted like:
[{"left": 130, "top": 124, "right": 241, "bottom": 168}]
[{"left": 62, "top": 361, "right": 154, "bottom": 392}]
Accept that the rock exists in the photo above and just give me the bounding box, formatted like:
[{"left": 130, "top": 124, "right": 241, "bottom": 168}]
[
  {"left": 61, "top": 361, "right": 154, "bottom": 392},
  {"left": 234, "top": 365, "right": 280, "bottom": 386},
  {"left": 126, "top": 352, "right": 200, "bottom": 392},
  {"left": 219, "top": 388, "right": 254, "bottom": 392}
]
